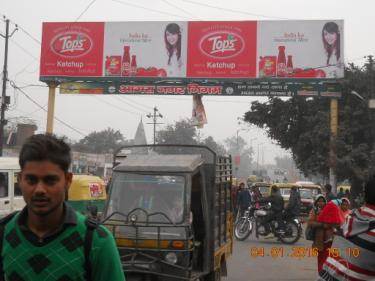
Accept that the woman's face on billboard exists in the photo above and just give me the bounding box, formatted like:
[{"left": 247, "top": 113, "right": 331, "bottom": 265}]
[
  {"left": 166, "top": 31, "right": 178, "bottom": 46},
  {"left": 323, "top": 30, "right": 337, "bottom": 46}
]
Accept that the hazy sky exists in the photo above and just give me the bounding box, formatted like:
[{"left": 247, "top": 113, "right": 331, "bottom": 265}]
[{"left": 1, "top": 0, "right": 373, "bottom": 164}]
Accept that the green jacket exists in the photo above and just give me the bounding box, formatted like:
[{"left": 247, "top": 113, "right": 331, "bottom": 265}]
[{"left": 1, "top": 205, "right": 125, "bottom": 281}]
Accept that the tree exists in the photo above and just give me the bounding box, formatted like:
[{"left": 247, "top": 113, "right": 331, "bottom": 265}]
[
  {"left": 243, "top": 57, "right": 375, "bottom": 199},
  {"left": 200, "top": 136, "right": 227, "bottom": 155},
  {"left": 156, "top": 119, "right": 227, "bottom": 155},
  {"left": 72, "top": 127, "right": 128, "bottom": 153},
  {"left": 224, "top": 135, "right": 253, "bottom": 178},
  {"left": 156, "top": 119, "right": 197, "bottom": 145}
]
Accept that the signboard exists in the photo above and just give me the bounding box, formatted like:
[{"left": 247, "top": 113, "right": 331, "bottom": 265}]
[
  {"left": 258, "top": 21, "right": 344, "bottom": 79},
  {"left": 60, "top": 81, "right": 341, "bottom": 97},
  {"left": 40, "top": 20, "right": 344, "bottom": 80},
  {"left": 187, "top": 21, "right": 257, "bottom": 78}
]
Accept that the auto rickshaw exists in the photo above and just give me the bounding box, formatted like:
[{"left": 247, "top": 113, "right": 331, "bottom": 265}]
[
  {"left": 67, "top": 174, "right": 107, "bottom": 216},
  {"left": 295, "top": 182, "right": 322, "bottom": 215},
  {"left": 251, "top": 182, "right": 271, "bottom": 197},
  {"left": 102, "top": 145, "right": 233, "bottom": 281}
]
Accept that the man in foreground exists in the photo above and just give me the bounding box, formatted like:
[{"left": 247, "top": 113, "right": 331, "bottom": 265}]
[
  {"left": 318, "top": 175, "right": 375, "bottom": 280},
  {"left": 0, "top": 134, "right": 125, "bottom": 281}
]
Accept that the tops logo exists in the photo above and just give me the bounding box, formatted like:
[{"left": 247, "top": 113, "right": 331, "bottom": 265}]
[
  {"left": 199, "top": 31, "right": 244, "bottom": 59},
  {"left": 51, "top": 31, "right": 93, "bottom": 58}
]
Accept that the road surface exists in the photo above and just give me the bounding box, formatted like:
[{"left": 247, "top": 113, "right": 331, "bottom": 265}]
[{"left": 226, "top": 231, "right": 318, "bottom": 281}]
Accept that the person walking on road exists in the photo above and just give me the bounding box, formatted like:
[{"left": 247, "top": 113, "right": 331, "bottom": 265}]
[
  {"left": 324, "top": 183, "right": 336, "bottom": 202},
  {"left": 307, "top": 194, "right": 334, "bottom": 273},
  {"left": 337, "top": 187, "right": 345, "bottom": 199},
  {"left": 237, "top": 182, "right": 252, "bottom": 217},
  {"left": 318, "top": 175, "right": 375, "bottom": 281},
  {"left": 0, "top": 134, "right": 125, "bottom": 281},
  {"left": 286, "top": 185, "right": 301, "bottom": 217}
]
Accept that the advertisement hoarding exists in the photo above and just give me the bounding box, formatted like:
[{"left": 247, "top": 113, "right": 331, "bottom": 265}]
[
  {"left": 40, "top": 20, "right": 344, "bottom": 80},
  {"left": 187, "top": 21, "right": 257, "bottom": 78},
  {"left": 257, "top": 20, "right": 344, "bottom": 79},
  {"left": 103, "top": 22, "right": 188, "bottom": 78},
  {"left": 40, "top": 22, "right": 104, "bottom": 77}
]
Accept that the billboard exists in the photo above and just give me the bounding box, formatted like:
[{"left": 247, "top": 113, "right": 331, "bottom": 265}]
[
  {"left": 187, "top": 21, "right": 257, "bottom": 78},
  {"left": 40, "top": 20, "right": 344, "bottom": 80}
]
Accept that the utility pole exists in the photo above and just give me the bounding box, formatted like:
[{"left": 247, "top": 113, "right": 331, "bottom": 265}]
[
  {"left": 146, "top": 106, "right": 163, "bottom": 145},
  {"left": 0, "top": 18, "right": 17, "bottom": 156}
]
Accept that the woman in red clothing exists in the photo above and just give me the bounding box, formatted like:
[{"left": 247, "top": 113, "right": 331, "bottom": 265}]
[{"left": 307, "top": 194, "right": 338, "bottom": 273}]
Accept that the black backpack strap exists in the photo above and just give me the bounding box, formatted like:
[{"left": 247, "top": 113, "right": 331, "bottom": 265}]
[
  {"left": 84, "top": 218, "right": 98, "bottom": 281},
  {"left": 0, "top": 212, "right": 19, "bottom": 281}
]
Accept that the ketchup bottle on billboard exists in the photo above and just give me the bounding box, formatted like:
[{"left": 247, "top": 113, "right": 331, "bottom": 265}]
[
  {"left": 121, "top": 46, "right": 131, "bottom": 76},
  {"left": 287, "top": 55, "right": 293, "bottom": 76},
  {"left": 277, "top": 46, "right": 287, "bottom": 77},
  {"left": 130, "top": 55, "right": 137, "bottom": 76},
  {"left": 105, "top": 56, "right": 110, "bottom": 76}
]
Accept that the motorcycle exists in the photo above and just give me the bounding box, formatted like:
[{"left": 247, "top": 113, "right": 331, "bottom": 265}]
[{"left": 235, "top": 203, "right": 301, "bottom": 244}]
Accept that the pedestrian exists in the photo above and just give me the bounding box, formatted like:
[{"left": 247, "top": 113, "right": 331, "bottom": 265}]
[
  {"left": 344, "top": 189, "right": 350, "bottom": 199},
  {"left": 251, "top": 185, "right": 262, "bottom": 208},
  {"left": 338, "top": 197, "right": 351, "bottom": 223},
  {"left": 337, "top": 187, "right": 345, "bottom": 199},
  {"left": 324, "top": 183, "right": 336, "bottom": 202},
  {"left": 0, "top": 134, "right": 125, "bottom": 281},
  {"left": 237, "top": 183, "right": 252, "bottom": 217},
  {"left": 285, "top": 186, "right": 301, "bottom": 217},
  {"left": 307, "top": 194, "right": 337, "bottom": 273},
  {"left": 232, "top": 183, "right": 240, "bottom": 216},
  {"left": 318, "top": 175, "right": 375, "bottom": 280}
]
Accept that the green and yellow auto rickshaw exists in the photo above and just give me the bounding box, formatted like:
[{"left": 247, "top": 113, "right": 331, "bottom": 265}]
[{"left": 67, "top": 175, "right": 107, "bottom": 216}]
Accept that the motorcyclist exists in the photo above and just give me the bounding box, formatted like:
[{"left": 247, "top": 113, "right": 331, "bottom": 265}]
[
  {"left": 285, "top": 185, "right": 301, "bottom": 217},
  {"left": 258, "top": 185, "right": 284, "bottom": 236}
]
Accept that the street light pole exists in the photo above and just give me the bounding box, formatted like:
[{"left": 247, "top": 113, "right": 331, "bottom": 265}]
[{"left": 256, "top": 143, "right": 264, "bottom": 172}]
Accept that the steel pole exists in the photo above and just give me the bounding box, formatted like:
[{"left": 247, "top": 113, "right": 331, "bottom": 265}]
[
  {"left": 329, "top": 98, "right": 338, "bottom": 194},
  {"left": 0, "top": 20, "right": 10, "bottom": 156},
  {"left": 46, "top": 83, "right": 57, "bottom": 134}
]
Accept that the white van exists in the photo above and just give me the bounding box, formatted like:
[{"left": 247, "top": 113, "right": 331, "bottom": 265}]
[{"left": 0, "top": 157, "right": 25, "bottom": 217}]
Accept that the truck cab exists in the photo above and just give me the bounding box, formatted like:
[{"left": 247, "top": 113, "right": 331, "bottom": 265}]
[{"left": 103, "top": 145, "right": 233, "bottom": 281}]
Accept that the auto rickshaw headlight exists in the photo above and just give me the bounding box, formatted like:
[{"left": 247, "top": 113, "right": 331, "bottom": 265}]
[{"left": 165, "top": 252, "right": 178, "bottom": 264}]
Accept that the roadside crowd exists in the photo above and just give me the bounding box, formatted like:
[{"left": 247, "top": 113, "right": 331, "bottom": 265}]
[
  {"left": 233, "top": 180, "right": 375, "bottom": 281},
  {"left": 308, "top": 183, "right": 375, "bottom": 281}
]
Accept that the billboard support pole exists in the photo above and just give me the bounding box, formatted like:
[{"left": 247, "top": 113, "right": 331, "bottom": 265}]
[
  {"left": 329, "top": 98, "right": 338, "bottom": 194},
  {"left": 46, "top": 82, "right": 57, "bottom": 134}
]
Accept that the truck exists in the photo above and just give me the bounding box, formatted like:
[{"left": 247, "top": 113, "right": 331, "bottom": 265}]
[{"left": 102, "top": 145, "right": 233, "bottom": 281}]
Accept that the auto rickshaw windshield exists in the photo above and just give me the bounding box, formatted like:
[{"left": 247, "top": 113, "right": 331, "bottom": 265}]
[
  {"left": 106, "top": 172, "right": 186, "bottom": 223},
  {"left": 300, "top": 189, "right": 313, "bottom": 199}
]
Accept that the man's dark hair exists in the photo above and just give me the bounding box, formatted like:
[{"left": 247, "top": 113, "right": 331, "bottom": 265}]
[
  {"left": 271, "top": 185, "right": 279, "bottom": 194},
  {"left": 364, "top": 175, "right": 375, "bottom": 205},
  {"left": 19, "top": 134, "right": 71, "bottom": 173},
  {"left": 324, "top": 183, "right": 332, "bottom": 192}
]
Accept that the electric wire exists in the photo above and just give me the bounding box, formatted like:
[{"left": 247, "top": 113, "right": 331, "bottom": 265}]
[
  {"left": 113, "top": 96, "right": 149, "bottom": 113},
  {"left": 75, "top": 0, "right": 98, "bottom": 21},
  {"left": 9, "top": 38, "right": 39, "bottom": 61},
  {"left": 160, "top": 0, "right": 200, "bottom": 20},
  {"left": 180, "top": 0, "right": 290, "bottom": 20},
  {"left": 124, "top": 97, "right": 154, "bottom": 110},
  {"left": 90, "top": 96, "right": 141, "bottom": 116},
  {"left": 110, "top": 0, "right": 189, "bottom": 19},
  {"left": 8, "top": 80, "right": 87, "bottom": 137}
]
